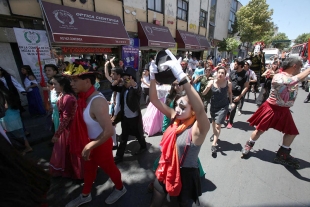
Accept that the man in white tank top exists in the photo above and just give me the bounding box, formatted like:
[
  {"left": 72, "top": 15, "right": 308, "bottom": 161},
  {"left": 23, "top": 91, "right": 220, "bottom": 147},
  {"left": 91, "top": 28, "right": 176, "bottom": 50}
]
[{"left": 66, "top": 73, "right": 126, "bottom": 207}]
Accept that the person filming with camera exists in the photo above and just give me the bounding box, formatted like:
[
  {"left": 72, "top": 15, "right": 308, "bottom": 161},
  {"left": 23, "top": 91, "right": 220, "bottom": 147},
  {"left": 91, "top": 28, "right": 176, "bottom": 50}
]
[{"left": 226, "top": 58, "right": 249, "bottom": 129}]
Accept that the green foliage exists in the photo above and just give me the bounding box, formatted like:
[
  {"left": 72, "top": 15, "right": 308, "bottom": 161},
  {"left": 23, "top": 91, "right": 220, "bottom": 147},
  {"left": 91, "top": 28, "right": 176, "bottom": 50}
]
[
  {"left": 294, "top": 33, "right": 310, "bottom": 45},
  {"left": 271, "top": 32, "right": 290, "bottom": 50},
  {"left": 217, "top": 38, "right": 241, "bottom": 53},
  {"left": 236, "top": 0, "right": 274, "bottom": 43}
]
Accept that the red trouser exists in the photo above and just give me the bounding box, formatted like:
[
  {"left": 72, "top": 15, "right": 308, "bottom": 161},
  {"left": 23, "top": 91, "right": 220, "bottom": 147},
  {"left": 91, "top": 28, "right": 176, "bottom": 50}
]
[{"left": 82, "top": 138, "right": 123, "bottom": 194}]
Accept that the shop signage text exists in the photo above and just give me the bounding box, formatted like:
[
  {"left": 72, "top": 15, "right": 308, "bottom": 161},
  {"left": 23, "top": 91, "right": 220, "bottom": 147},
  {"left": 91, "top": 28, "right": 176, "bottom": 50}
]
[{"left": 61, "top": 47, "right": 112, "bottom": 54}]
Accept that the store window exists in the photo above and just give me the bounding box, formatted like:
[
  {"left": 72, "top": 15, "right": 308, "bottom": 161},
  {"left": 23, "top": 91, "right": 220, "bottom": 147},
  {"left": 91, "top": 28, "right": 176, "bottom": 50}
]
[
  {"left": 148, "top": 0, "right": 163, "bottom": 13},
  {"left": 210, "top": 0, "right": 217, "bottom": 24},
  {"left": 200, "top": 10, "right": 207, "bottom": 27},
  {"left": 177, "top": 0, "right": 188, "bottom": 21},
  {"left": 228, "top": 0, "right": 238, "bottom": 33}
]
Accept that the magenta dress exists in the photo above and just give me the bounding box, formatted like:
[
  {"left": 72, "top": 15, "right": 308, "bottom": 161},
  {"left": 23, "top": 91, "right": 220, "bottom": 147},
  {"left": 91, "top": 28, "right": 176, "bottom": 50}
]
[
  {"left": 142, "top": 84, "right": 170, "bottom": 136},
  {"left": 49, "top": 94, "right": 84, "bottom": 179}
]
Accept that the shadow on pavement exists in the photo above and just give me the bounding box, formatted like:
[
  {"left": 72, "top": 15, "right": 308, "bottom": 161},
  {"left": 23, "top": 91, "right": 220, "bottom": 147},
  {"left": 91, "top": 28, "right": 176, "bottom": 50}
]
[
  {"left": 243, "top": 148, "right": 310, "bottom": 182},
  {"left": 232, "top": 121, "right": 255, "bottom": 132},
  {"left": 217, "top": 140, "right": 243, "bottom": 156}
]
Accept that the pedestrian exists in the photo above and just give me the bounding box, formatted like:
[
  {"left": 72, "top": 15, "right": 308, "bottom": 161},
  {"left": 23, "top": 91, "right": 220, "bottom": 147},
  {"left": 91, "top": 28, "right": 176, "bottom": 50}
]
[
  {"left": 111, "top": 67, "right": 147, "bottom": 164},
  {"left": 241, "top": 57, "right": 310, "bottom": 168},
  {"left": 202, "top": 67, "right": 232, "bottom": 157},
  {"left": 226, "top": 59, "right": 249, "bottom": 129},
  {"left": 49, "top": 74, "right": 83, "bottom": 179},
  {"left": 66, "top": 71, "right": 127, "bottom": 206},
  {"left": 198, "top": 67, "right": 213, "bottom": 113},
  {"left": 192, "top": 60, "right": 205, "bottom": 92},
  {"left": 141, "top": 68, "right": 150, "bottom": 105},
  {"left": 238, "top": 60, "right": 257, "bottom": 114},
  {"left": 0, "top": 81, "right": 32, "bottom": 155},
  {"left": 104, "top": 59, "right": 124, "bottom": 149},
  {"left": 43, "top": 64, "right": 60, "bottom": 132},
  {"left": 149, "top": 49, "right": 210, "bottom": 207},
  {"left": 0, "top": 66, "right": 29, "bottom": 135},
  {"left": 20, "top": 65, "right": 46, "bottom": 116}
]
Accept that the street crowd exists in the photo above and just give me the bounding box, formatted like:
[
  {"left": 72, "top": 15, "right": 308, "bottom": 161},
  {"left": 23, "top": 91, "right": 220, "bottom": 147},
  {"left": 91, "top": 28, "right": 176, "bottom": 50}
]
[{"left": 0, "top": 49, "right": 310, "bottom": 207}]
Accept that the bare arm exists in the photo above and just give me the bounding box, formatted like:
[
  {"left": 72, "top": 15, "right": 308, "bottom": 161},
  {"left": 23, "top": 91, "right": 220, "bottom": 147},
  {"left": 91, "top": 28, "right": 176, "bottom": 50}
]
[
  {"left": 149, "top": 79, "right": 175, "bottom": 118},
  {"left": 296, "top": 67, "right": 310, "bottom": 80},
  {"left": 110, "top": 58, "right": 116, "bottom": 68},
  {"left": 228, "top": 81, "right": 233, "bottom": 104},
  {"left": 82, "top": 97, "right": 114, "bottom": 160},
  {"left": 183, "top": 81, "right": 209, "bottom": 145},
  {"left": 104, "top": 61, "right": 112, "bottom": 83},
  {"left": 201, "top": 81, "right": 212, "bottom": 95}
]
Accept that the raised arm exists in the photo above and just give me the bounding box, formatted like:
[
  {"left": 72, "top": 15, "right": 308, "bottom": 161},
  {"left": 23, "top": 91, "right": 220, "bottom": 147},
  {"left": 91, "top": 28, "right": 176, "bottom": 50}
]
[
  {"left": 149, "top": 63, "right": 175, "bottom": 118},
  {"left": 110, "top": 57, "right": 116, "bottom": 68},
  {"left": 202, "top": 81, "right": 212, "bottom": 95},
  {"left": 104, "top": 61, "right": 112, "bottom": 83}
]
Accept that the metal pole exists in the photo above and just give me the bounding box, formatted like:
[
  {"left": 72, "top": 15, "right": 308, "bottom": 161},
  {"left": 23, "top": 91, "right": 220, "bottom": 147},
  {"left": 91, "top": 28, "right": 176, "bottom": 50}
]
[{"left": 38, "top": 0, "right": 54, "bottom": 59}]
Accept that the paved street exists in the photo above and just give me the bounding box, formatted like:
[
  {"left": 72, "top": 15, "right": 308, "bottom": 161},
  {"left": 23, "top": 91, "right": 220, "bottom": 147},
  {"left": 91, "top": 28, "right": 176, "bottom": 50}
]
[{"left": 26, "top": 88, "right": 310, "bottom": 207}]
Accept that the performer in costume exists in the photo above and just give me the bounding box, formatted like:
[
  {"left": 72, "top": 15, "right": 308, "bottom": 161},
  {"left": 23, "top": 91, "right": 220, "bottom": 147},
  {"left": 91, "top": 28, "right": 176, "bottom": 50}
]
[
  {"left": 66, "top": 70, "right": 126, "bottom": 206},
  {"left": 241, "top": 57, "right": 310, "bottom": 169},
  {"left": 149, "top": 49, "right": 210, "bottom": 207},
  {"left": 111, "top": 67, "right": 147, "bottom": 164}
]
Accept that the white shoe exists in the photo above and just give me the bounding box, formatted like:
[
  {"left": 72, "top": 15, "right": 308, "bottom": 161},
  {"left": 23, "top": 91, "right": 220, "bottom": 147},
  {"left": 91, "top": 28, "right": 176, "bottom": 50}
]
[
  {"left": 66, "top": 194, "right": 92, "bottom": 207},
  {"left": 237, "top": 110, "right": 242, "bottom": 116},
  {"left": 105, "top": 186, "right": 127, "bottom": 204}
]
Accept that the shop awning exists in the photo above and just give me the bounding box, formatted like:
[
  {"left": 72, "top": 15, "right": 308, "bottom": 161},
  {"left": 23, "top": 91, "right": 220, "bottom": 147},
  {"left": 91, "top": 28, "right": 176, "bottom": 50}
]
[
  {"left": 41, "top": 1, "right": 130, "bottom": 46},
  {"left": 196, "top": 35, "right": 211, "bottom": 50},
  {"left": 138, "top": 22, "right": 176, "bottom": 48},
  {"left": 176, "top": 30, "right": 200, "bottom": 50}
]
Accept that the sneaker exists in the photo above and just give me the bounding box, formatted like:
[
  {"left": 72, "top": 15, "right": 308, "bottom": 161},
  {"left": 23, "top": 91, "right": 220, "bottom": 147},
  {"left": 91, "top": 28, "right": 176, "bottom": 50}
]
[
  {"left": 105, "top": 186, "right": 127, "bottom": 204},
  {"left": 211, "top": 145, "right": 217, "bottom": 153},
  {"left": 237, "top": 110, "right": 242, "bottom": 116},
  {"left": 227, "top": 123, "right": 233, "bottom": 129},
  {"left": 65, "top": 194, "right": 92, "bottom": 207}
]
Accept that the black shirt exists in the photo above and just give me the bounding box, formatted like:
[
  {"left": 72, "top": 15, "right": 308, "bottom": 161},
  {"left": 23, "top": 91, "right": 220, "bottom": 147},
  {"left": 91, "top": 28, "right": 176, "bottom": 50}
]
[{"left": 229, "top": 69, "right": 249, "bottom": 96}]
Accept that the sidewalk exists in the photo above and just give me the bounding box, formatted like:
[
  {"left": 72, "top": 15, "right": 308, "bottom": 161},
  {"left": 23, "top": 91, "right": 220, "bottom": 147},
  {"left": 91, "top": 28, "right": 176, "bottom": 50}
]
[{"left": 21, "top": 107, "right": 53, "bottom": 145}]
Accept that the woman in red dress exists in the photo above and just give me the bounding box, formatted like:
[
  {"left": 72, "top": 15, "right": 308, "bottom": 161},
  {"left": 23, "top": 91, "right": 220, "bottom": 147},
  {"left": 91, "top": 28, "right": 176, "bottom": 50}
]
[{"left": 49, "top": 74, "right": 84, "bottom": 179}]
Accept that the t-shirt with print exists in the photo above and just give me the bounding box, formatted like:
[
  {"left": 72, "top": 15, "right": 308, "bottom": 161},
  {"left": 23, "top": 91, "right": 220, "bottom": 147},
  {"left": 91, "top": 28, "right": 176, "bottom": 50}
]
[
  {"left": 267, "top": 72, "right": 299, "bottom": 107},
  {"left": 229, "top": 69, "right": 249, "bottom": 96}
]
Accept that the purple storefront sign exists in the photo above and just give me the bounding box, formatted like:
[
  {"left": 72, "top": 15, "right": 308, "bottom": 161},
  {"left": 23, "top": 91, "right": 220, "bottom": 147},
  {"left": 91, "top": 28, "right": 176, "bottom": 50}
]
[
  {"left": 41, "top": 1, "right": 130, "bottom": 45},
  {"left": 122, "top": 38, "right": 139, "bottom": 70}
]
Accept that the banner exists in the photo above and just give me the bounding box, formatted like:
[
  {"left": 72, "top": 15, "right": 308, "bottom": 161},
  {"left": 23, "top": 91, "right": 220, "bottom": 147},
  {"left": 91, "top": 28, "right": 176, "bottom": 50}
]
[
  {"left": 122, "top": 38, "right": 139, "bottom": 70},
  {"left": 13, "top": 28, "right": 51, "bottom": 82}
]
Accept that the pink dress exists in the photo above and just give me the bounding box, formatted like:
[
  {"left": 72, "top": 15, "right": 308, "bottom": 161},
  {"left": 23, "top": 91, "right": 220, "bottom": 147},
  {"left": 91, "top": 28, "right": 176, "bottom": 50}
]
[
  {"left": 143, "top": 84, "right": 170, "bottom": 136},
  {"left": 49, "top": 94, "right": 84, "bottom": 179}
]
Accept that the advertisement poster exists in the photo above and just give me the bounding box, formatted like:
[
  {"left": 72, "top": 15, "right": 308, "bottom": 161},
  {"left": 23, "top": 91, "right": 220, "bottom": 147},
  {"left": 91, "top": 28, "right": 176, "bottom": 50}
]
[
  {"left": 13, "top": 28, "right": 51, "bottom": 82},
  {"left": 122, "top": 38, "right": 139, "bottom": 70}
]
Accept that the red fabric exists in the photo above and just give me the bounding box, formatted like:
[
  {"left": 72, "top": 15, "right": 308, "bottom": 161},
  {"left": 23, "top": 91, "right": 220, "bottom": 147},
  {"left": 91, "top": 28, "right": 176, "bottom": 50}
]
[
  {"left": 155, "top": 115, "right": 196, "bottom": 196},
  {"left": 36, "top": 47, "right": 49, "bottom": 111},
  {"left": 69, "top": 86, "right": 95, "bottom": 157},
  {"left": 248, "top": 101, "right": 299, "bottom": 135},
  {"left": 155, "top": 124, "right": 181, "bottom": 196},
  {"left": 50, "top": 94, "right": 84, "bottom": 179},
  {"left": 82, "top": 138, "right": 123, "bottom": 194}
]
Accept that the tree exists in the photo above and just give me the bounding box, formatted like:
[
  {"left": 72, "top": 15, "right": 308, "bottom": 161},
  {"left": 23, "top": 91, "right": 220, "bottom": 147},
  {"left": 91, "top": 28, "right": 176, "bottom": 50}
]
[
  {"left": 236, "top": 0, "right": 274, "bottom": 48},
  {"left": 217, "top": 38, "right": 241, "bottom": 56},
  {"left": 271, "top": 32, "right": 290, "bottom": 50},
  {"left": 294, "top": 33, "right": 310, "bottom": 45}
]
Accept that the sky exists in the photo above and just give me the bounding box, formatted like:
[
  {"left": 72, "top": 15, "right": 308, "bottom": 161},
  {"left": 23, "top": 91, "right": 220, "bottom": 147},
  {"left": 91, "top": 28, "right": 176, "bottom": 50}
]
[{"left": 238, "top": 0, "right": 310, "bottom": 40}]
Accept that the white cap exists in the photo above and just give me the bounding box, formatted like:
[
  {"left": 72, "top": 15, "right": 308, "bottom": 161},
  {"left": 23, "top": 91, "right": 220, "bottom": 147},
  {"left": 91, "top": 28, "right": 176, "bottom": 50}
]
[{"left": 246, "top": 60, "right": 252, "bottom": 66}]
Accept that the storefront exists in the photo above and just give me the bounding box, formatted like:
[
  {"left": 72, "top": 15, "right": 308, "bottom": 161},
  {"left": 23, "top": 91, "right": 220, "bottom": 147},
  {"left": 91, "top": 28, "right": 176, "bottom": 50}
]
[
  {"left": 176, "top": 30, "right": 211, "bottom": 60},
  {"left": 41, "top": 1, "right": 130, "bottom": 99},
  {"left": 137, "top": 22, "right": 176, "bottom": 69}
]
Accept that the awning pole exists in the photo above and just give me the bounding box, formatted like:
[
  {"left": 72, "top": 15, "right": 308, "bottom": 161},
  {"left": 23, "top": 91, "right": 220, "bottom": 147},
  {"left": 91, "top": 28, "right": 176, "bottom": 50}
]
[{"left": 38, "top": 0, "right": 54, "bottom": 59}]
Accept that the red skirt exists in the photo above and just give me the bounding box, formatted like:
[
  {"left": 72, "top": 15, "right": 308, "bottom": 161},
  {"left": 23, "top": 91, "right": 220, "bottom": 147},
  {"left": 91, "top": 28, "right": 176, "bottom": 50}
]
[{"left": 248, "top": 101, "right": 299, "bottom": 135}]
